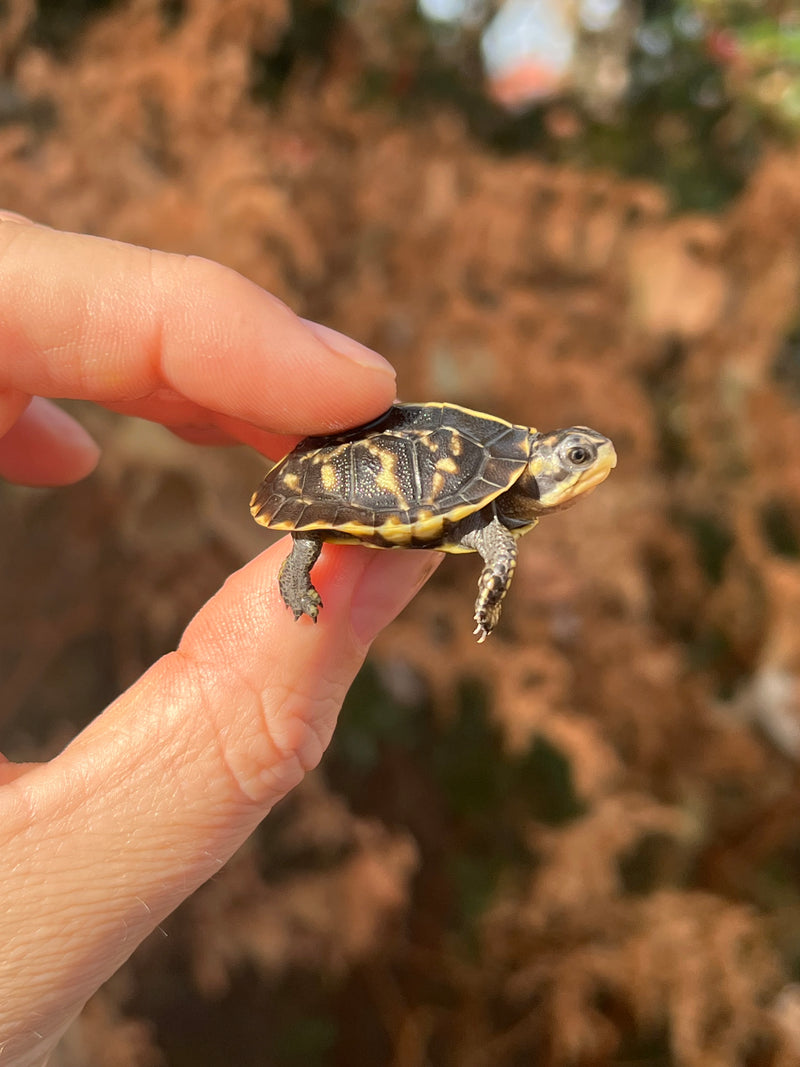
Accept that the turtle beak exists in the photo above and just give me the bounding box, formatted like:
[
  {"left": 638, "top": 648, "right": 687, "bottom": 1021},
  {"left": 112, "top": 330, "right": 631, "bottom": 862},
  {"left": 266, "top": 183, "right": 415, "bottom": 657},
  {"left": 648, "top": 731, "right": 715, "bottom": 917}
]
[{"left": 580, "top": 440, "right": 617, "bottom": 493}]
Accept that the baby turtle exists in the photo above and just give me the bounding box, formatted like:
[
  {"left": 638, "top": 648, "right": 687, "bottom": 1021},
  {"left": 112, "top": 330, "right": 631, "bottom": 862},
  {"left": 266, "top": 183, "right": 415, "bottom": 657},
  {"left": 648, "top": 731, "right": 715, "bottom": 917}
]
[{"left": 251, "top": 402, "right": 616, "bottom": 641}]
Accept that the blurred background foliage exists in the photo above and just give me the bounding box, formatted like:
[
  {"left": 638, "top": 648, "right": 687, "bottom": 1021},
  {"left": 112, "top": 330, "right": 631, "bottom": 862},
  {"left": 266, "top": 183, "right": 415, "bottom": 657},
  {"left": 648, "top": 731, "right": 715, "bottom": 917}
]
[
  {"left": 11, "top": 0, "right": 800, "bottom": 205},
  {"left": 3, "top": 1, "right": 800, "bottom": 1065}
]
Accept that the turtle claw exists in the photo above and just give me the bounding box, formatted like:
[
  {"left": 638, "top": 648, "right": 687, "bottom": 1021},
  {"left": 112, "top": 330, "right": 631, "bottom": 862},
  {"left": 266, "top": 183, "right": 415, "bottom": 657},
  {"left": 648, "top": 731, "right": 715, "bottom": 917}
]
[
  {"left": 473, "top": 607, "right": 499, "bottom": 643},
  {"left": 279, "top": 567, "right": 323, "bottom": 623},
  {"left": 287, "top": 588, "right": 323, "bottom": 623},
  {"left": 303, "top": 590, "right": 323, "bottom": 622}
]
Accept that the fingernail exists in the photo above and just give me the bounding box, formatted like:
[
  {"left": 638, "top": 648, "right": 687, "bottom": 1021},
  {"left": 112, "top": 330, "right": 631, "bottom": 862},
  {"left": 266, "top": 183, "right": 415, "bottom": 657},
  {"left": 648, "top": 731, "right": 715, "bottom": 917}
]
[
  {"left": 0, "top": 390, "right": 30, "bottom": 437},
  {"left": 349, "top": 552, "right": 442, "bottom": 646},
  {"left": 302, "top": 319, "right": 395, "bottom": 377}
]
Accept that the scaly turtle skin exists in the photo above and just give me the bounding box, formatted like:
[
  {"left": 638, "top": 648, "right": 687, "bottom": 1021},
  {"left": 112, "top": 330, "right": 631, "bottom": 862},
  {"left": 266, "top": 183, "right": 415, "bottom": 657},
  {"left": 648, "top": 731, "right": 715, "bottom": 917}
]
[{"left": 250, "top": 402, "right": 616, "bottom": 641}]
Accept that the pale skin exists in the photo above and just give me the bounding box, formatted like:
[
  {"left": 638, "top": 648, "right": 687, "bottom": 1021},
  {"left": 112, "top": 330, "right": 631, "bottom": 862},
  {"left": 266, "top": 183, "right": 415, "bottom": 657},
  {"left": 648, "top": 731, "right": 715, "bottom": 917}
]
[{"left": 0, "top": 216, "right": 440, "bottom": 1067}]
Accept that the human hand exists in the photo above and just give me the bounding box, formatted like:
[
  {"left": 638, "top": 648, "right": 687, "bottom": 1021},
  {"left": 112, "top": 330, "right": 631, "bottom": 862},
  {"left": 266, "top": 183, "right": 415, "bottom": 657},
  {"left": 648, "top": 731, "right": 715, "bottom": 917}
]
[{"left": 0, "top": 217, "right": 439, "bottom": 1066}]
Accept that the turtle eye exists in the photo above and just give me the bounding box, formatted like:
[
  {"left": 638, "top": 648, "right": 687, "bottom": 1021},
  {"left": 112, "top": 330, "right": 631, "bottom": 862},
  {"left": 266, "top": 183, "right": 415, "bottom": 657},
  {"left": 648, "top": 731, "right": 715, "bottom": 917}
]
[{"left": 566, "top": 443, "right": 596, "bottom": 467}]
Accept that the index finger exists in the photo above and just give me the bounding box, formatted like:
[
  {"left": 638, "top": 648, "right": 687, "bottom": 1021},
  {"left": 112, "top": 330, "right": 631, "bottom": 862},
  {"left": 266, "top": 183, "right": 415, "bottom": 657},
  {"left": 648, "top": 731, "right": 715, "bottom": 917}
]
[{"left": 0, "top": 220, "right": 396, "bottom": 446}]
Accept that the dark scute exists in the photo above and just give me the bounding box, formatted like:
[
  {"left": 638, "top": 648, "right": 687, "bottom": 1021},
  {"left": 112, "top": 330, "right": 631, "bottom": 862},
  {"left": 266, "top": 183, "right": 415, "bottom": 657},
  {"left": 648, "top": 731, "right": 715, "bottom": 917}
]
[
  {"left": 297, "top": 449, "right": 352, "bottom": 502},
  {"left": 332, "top": 504, "right": 378, "bottom": 528},
  {"left": 266, "top": 496, "right": 311, "bottom": 527},
  {"left": 251, "top": 488, "right": 283, "bottom": 521}
]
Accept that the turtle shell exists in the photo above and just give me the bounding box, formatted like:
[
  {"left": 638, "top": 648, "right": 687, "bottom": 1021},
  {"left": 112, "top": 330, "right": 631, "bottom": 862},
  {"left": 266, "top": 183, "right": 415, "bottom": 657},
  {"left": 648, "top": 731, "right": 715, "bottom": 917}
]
[{"left": 250, "top": 403, "right": 533, "bottom": 548}]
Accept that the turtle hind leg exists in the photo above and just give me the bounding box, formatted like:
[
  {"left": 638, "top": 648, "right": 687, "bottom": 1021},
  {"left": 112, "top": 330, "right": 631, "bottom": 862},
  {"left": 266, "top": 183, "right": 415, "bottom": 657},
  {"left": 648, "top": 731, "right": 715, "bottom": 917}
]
[
  {"left": 278, "top": 533, "right": 325, "bottom": 622},
  {"left": 459, "top": 516, "right": 521, "bottom": 642}
]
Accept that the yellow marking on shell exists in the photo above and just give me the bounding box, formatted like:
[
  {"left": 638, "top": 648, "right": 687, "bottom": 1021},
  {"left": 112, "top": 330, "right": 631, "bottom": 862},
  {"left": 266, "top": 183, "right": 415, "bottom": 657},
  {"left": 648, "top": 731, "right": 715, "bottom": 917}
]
[
  {"left": 319, "top": 530, "right": 364, "bottom": 546},
  {"left": 320, "top": 464, "right": 337, "bottom": 492},
  {"left": 282, "top": 471, "right": 301, "bottom": 491},
  {"left": 321, "top": 443, "right": 349, "bottom": 459},
  {"left": 450, "top": 433, "right": 462, "bottom": 456},
  {"left": 335, "top": 520, "right": 378, "bottom": 539},
  {"left": 376, "top": 514, "right": 413, "bottom": 545},
  {"left": 259, "top": 517, "right": 297, "bottom": 530},
  {"left": 428, "top": 402, "right": 516, "bottom": 428},
  {"left": 374, "top": 449, "right": 410, "bottom": 510},
  {"left": 409, "top": 511, "right": 445, "bottom": 542},
  {"left": 435, "top": 456, "right": 458, "bottom": 474},
  {"left": 431, "top": 471, "right": 446, "bottom": 497}
]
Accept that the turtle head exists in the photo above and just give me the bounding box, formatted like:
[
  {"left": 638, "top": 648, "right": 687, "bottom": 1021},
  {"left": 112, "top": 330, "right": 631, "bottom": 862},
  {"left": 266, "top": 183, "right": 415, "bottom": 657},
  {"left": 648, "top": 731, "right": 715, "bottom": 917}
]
[{"left": 522, "top": 427, "right": 617, "bottom": 513}]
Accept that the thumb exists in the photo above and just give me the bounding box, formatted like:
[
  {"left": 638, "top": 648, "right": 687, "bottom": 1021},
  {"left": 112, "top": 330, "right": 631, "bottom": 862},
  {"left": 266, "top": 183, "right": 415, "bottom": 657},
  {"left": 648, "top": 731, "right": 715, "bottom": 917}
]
[{"left": 0, "top": 543, "right": 438, "bottom": 1065}]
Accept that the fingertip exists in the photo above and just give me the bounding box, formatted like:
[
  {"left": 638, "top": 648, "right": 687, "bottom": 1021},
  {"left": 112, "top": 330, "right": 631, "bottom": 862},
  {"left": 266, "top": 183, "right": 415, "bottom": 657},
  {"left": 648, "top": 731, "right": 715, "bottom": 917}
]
[
  {"left": 0, "top": 225, "right": 397, "bottom": 440},
  {"left": 0, "top": 397, "right": 100, "bottom": 486},
  {"left": 154, "top": 255, "right": 398, "bottom": 436},
  {"left": 325, "top": 546, "right": 442, "bottom": 649}
]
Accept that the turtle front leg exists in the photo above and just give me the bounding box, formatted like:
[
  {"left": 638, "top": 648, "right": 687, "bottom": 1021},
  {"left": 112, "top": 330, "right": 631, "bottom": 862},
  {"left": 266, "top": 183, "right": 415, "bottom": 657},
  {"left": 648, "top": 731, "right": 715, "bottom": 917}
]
[
  {"left": 459, "top": 516, "right": 524, "bottom": 642},
  {"left": 278, "top": 533, "right": 324, "bottom": 622}
]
